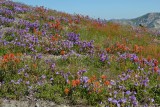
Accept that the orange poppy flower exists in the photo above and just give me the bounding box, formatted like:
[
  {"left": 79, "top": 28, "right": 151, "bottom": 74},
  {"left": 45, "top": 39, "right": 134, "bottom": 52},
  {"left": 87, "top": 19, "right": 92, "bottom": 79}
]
[
  {"left": 87, "top": 79, "right": 92, "bottom": 84},
  {"left": 93, "top": 81, "right": 100, "bottom": 87},
  {"left": 9, "top": 53, "right": 15, "bottom": 59},
  {"left": 106, "top": 48, "right": 111, "bottom": 53},
  {"left": 51, "top": 36, "right": 58, "bottom": 41},
  {"left": 154, "top": 60, "right": 158, "bottom": 66},
  {"left": 14, "top": 58, "right": 20, "bottom": 63},
  {"left": 37, "top": 31, "right": 42, "bottom": 36},
  {"left": 91, "top": 75, "right": 97, "bottom": 82},
  {"left": 3, "top": 54, "right": 9, "bottom": 60},
  {"left": 101, "top": 75, "right": 107, "bottom": 80},
  {"left": 33, "top": 64, "right": 37, "bottom": 69},
  {"left": 69, "top": 20, "right": 72, "bottom": 24},
  {"left": 2, "top": 59, "right": 8, "bottom": 63},
  {"left": 154, "top": 66, "right": 158, "bottom": 72},
  {"left": 72, "top": 79, "right": 80, "bottom": 87},
  {"left": 134, "top": 58, "right": 139, "bottom": 62},
  {"left": 134, "top": 45, "right": 139, "bottom": 52},
  {"left": 147, "top": 56, "right": 151, "bottom": 62},
  {"left": 93, "top": 88, "right": 96, "bottom": 92},
  {"left": 55, "top": 34, "right": 59, "bottom": 37},
  {"left": 98, "top": 89, "right": 102, "bottom": 93},
  {"left": 104, "top": 81, "right": 110, "bottom": 86},
  {"left": 75, "top": 79, "right": 80, "bottom": 85},
  {"left": 33, "top": 28, "right": 37, "bottom": 34},
  {"left": 139, "top": 46, "right": 142, "bottom": 51},
  {"left": 60, "top": 50, "right": 65, "bottom": 55},
  {"left": 88, "top": 91, "right": 92, "bottom": 94},
  {"left": 72, "top": 80, "right": 77, "bottom": 87},
  {"left": 64, "top": 88, "right": 69, "bottom": 95}
]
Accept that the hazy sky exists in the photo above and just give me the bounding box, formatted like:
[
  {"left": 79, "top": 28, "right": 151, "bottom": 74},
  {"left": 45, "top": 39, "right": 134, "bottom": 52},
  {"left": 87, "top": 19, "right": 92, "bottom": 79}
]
[{"left": 12, "top": 0, "right": 160, "bottom": 20}]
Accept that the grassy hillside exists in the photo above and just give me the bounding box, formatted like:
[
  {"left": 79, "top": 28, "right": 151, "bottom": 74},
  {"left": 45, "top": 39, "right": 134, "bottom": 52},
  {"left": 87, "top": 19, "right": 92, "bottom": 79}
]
[{"left": 0, "top": 0, "right": 160, "bottom": 106}]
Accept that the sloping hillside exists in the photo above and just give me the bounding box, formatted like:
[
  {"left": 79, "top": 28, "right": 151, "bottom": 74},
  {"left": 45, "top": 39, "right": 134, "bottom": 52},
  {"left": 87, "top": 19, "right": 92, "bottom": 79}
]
[{"left": 0, "top": 0, "right": 160, "bottom": 106}]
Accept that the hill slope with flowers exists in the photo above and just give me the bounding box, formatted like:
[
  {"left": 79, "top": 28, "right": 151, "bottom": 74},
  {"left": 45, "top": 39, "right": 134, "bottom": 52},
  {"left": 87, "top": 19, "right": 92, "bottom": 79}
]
[{"left": 0, "top": 0, "right": 160, "bottom": 106}]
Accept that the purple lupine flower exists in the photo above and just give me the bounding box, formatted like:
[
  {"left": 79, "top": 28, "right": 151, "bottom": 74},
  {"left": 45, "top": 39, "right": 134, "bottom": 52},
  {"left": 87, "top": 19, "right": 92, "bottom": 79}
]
[
  {"left": 112, "top": 99, "right": 118, "bottom": 104},
  {"left": 18, "top": 69, "right": 22, "bottom": 74},
  {"left": 37, "top": 54, "right": 42, "bottom": 59},
  {"left": 67, "top": 72, "right": 71, "bottom": 76},
  {"left": 126, "top": 90, "right": 131, "bottom": 95},
  {"left": 42, "top": 30, "right": 46, "bottom": 36},
  {"left": 28, "top": 86, "right": 32, "bottom": 89},
  {"left": 67, "top": 32, "right": 80, "bottom": 43},
  {"left": 108, "top": 98, "right": 113, "bottom": 102},
  {"left": 100, "top": 52, "right": 109, "bottom": 62},
  {"left": 56, "top": 72, "right": 59, "bottom": 75},
  {"left": 11, "top": 80, "right": 15, "bottom": 83},
  {"left": 80, "top": 76, "right": 89, "bottom": 83},
  {"left": 21, "top": 43, "right": 26, "bottom": 47},
  {"left": 51, "top": 63, "right": 55, "bottom": 69},
  {"left": 114, "top": 91, "right": 118, "bottom": 95},
  {"left": 82, "top": 41, "right": 87, "bottom": 48},
  {"left": 46, "top": 47, "right": 50, "bottom": 51},
  {"left": 59, "top": 71, "right": 64, "bottom": 76},
  {"left": 48, "top": 16, "right": 55, "bottom": 21},
  {"left": 29, "top": 43, "right": 33, "bottom": 49},
  {"left": 45, "top": 60, "right": 50, "bottom": 64},
  {"left": 100, "top": 53, "right": 106, "bottom": 62},
  {"left": 113, "top": 91, "right": 118, "bottom": 98},
  {"left": 120, "top": 98, "right": 127, "bottom": 103},
  {"left": 61, "top": 40, "right": 73, "bottom": 49},
  {"left": 141, "top": 77, "right": 149, "bottom": 87},
  {"left": 3, "top": 41, "right": 8, "bottom": 45},
  {"left": 50, "top": 78, "right": 54, "bottom": 81},
  {"left": 15, "top": 81, "right": 20, "bottom": 84},
  {"left": 18, "top": 78, "right": 23, "bottom": 83},
  {"left": 117, "top": 103, "right": 120, "bottom": 107},
  {"left": 35, "top": 37, "right": 38, "bottom": 43},
  {"left": 26, "top": 81, "right": 30, "bottom": 85},
  {"left": 151, "top": 98, "right": 154, "bottom": 102},
  {"left": 63, "top": 74, "right": 68, "bottom": 80},
  {"left": 66, "top": 79, "right": 70, "bottom": 83},
  {"left": 87, "top": 40, "right": 94, "bottom": 48},
  {"left": 129, "top": 95, "right": 136, "bottom": 101},
  {"left": 127, "top": 69, "right": 133, "bottom": 73},
  {"left": 37, "top": 81, "right": 43, "bottom": 86},
  {"left": 16, "top": 42, "right": 21, "bottom": 46},
  {"left": 110, "top": 80, "right": 116, "bottom": 85},
  {"left": 77, "top": 69, "right": 87, "bottom": 75},
  {"left": 134, "top": 82, "right": 139, "bottom": 86},
  {"left": 132, "top": 101, "right": 138, "bottom": 106},
  {"left": 41, "top": 75, "right": 46, "bottom": 79},
  {"left": 157, "top": 69, "right": 160, "bottom": 75}
]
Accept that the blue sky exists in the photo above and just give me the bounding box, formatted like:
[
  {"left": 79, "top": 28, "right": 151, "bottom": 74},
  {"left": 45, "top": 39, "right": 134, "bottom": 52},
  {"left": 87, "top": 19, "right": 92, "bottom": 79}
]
[{"left": 13, "top": 0, "right": 160, "bottom": 20}]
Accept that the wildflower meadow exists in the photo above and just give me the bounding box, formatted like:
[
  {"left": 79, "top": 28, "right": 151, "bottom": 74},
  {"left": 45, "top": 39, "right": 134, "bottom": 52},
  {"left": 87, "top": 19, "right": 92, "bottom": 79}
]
[{"left": 0, "top": 0, "right": 160, "bottom": 106}]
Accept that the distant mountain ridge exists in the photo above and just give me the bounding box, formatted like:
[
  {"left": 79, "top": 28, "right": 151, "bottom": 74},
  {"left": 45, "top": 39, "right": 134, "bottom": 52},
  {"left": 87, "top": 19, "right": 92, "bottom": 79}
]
[{"left": 109, "top": 13, "right": 160, "bottom": 29}]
